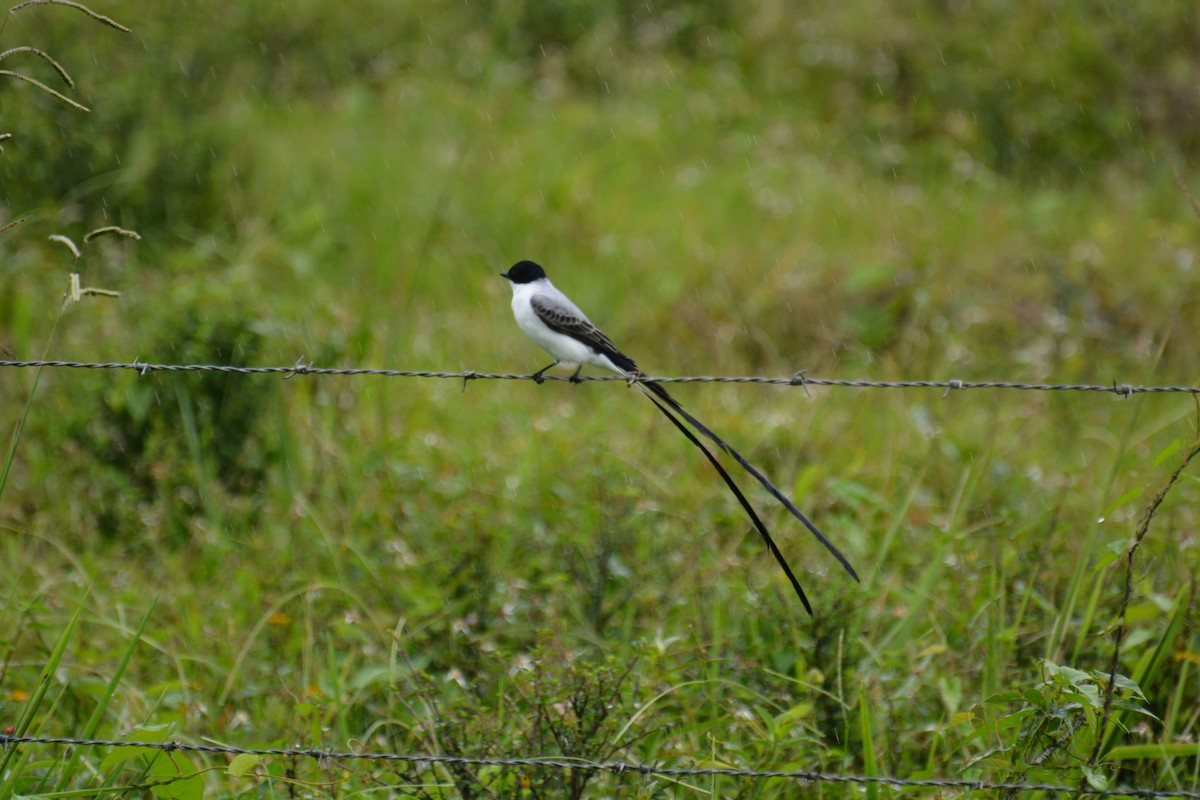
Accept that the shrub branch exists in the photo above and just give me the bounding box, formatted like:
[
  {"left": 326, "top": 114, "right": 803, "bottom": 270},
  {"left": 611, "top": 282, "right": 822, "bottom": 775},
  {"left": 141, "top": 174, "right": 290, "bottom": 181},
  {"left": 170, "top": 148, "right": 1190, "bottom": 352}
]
[{"left": 1088, "top": 428, "right": 1200, "bottom": 768}]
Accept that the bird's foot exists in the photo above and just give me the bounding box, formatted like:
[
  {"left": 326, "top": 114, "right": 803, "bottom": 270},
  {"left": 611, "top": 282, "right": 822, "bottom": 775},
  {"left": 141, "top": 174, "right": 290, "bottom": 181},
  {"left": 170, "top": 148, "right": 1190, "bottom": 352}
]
[
  {"left": 532, "top": 361, "right": 557, "bottom": 385},
  {"left": 569, "top": 366, "right": 584, "bottom": 384}
]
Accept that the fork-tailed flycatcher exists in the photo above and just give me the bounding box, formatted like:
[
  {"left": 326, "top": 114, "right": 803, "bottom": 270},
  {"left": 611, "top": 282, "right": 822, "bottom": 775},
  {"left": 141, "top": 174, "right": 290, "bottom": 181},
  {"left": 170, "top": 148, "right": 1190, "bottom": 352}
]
[{"left": 499, "top": 259, "right": 858, "bottom": 615}]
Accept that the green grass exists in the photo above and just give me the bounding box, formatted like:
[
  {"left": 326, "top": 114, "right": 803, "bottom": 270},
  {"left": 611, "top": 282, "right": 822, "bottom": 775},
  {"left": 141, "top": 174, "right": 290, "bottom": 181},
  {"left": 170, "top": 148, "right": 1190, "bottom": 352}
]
[{"left": 2, "top": 2, "right": 1199, "bottom": 798}]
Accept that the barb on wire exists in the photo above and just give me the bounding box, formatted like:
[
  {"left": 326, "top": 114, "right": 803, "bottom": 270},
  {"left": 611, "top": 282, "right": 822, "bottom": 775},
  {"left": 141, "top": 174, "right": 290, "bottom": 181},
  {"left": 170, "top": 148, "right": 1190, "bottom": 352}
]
[
  {"left": 0, "top": 360, "right": 1197, "bottom": 396},
  {"left": 0, "top": 734, "right": 1196, "bottom": 798}
]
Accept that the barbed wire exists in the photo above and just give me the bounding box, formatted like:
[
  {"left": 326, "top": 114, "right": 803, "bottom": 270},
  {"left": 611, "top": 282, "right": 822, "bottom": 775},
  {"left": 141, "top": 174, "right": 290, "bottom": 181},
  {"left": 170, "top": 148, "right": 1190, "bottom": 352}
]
[
  {"left": 2, "top": 734, "right": 1197, "bottom": 798},
  {"left": 1, "top": 359, "right": 1198, "bottom": 396}
]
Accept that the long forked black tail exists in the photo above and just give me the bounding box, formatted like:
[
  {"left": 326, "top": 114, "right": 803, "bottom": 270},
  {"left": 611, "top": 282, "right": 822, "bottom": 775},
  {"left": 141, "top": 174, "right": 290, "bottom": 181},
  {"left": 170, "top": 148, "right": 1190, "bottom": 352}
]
[
  {"left": 638, "top": 377, "right": 860, "bottom": 584},
  {"left": 637, "top": 385, "right": 814, "bottom": 615}
]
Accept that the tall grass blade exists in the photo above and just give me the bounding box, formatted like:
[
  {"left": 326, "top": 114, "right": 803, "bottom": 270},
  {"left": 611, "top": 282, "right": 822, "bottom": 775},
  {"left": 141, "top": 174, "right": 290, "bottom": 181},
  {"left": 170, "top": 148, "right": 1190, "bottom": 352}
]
[
  {"left": 858, "top": 684, "right": 881, "bottom": 800},
  {"left": 53, "top": 599, "right": 157, "bottom": 792},
  {"left": 0, "top": 593, "right": 87, "bottom": 796}
]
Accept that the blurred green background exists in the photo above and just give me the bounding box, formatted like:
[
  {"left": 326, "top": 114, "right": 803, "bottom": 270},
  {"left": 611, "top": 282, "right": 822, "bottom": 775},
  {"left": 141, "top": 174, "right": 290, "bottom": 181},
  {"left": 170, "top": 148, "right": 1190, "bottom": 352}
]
[{"left": 1, "top": 1, "right": 1198, "bottom": 797}]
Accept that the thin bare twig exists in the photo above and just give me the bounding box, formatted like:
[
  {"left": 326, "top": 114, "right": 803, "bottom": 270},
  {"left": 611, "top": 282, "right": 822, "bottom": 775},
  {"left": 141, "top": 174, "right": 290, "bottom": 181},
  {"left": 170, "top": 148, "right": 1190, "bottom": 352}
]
[
  {"left": 0, "top": 214, "right": 29, "bottom": 234},
  {"left": 1167, "top": 158, "right": 1200, "bottom": 224},
  {"left": 1088, "top": 430, "right": 1200, "bottom": 768}
]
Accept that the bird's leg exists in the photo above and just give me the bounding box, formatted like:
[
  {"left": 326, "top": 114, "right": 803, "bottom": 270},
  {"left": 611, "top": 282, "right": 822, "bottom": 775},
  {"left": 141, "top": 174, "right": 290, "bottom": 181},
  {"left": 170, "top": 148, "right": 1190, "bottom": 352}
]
[
  {"left": 569, "top": 365, "right": 584, "bottom": 384},
  {"left": 531, "top": 361, "right": 558, "bottom": 384}
]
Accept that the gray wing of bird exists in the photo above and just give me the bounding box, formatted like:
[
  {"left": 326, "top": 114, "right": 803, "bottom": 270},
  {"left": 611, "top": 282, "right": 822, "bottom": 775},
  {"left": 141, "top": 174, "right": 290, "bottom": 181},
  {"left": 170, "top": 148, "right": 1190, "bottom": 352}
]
[{"left": 530, "top": 291, "right": 638, "bottom": 372}]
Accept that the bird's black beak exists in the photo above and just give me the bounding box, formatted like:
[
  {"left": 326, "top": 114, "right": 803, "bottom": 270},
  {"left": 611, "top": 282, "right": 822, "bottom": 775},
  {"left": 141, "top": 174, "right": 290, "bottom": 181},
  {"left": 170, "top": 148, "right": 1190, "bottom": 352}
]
[{"left": 499, "top": 271, "right": 509, "bottom": 279}]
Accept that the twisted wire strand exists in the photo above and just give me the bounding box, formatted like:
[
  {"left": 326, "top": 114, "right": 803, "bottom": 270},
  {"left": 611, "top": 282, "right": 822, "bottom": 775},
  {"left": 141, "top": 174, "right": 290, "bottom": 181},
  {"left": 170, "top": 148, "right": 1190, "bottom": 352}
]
[
  {"left": 1, "top": 360, "right": 1197, "bottom": 396},
  {"left": 1, "top": 734, "right": 1196, "bottom": 798}
]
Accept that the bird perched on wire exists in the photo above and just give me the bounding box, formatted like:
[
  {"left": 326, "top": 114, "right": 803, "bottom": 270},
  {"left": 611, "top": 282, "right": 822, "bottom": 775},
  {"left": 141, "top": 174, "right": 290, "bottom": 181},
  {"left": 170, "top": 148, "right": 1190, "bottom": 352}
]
[{"left": 499, "top": 259, "right": 858, "bottom": 615}]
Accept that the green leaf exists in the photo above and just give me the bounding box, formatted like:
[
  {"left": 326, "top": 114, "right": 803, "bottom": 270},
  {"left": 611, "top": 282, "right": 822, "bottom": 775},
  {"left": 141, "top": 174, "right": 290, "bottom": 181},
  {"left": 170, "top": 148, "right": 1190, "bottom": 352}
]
[
  {"left": 949, "top": 710, "right": 975, "bottom": 726},
  {"left": 149, "top": 752, "right": 204, "bottom": 800},
  {"left": 101, "top": 745, "right": 160, "bottom": 772},
  {"left": 1152, "top": 439, "right": 1182, "bottom": 469},
  {"left": 228, "top": 753, "right": 261, "bottom": 777},
  {"left": 1081, "top": 764, "right": 1109, "bottom": 790},
  {"left": 1122, "top": 602, "right": 1161, "bottom": 626},
  {"left": 1107, "top": 742, "right": 1200, "bottom": 760},
  {"left": 983, "top": 690, "right": 1024, "bottom": 704},
  {"left": 1110, "top": 698, "right": 1159, "bottom": 720},
  {"left": 1101, "top": 485, "right": 1144, "bottom": 517},
  {"left": 996, "top": 709, "right": 1032, "bottom": 730},
  {"left": 100, "top": 724, "right": 175, "bottom": 771},
  {"left": 1109, "top": 673, "right": 1147, "bottom": 699},
  {"left": 1049, "top": 663, "right": 1092, "bottom": 689},
  {"left": 1070, "top": 683, "right": 1103, "bottom": 708}
]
